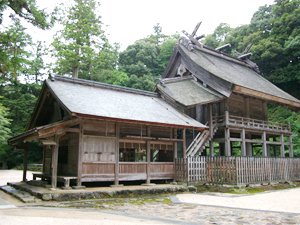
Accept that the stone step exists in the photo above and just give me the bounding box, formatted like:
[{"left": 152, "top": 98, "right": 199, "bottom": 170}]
[{"left": 0, "top": 185, "right": 41, "bottom": 203}]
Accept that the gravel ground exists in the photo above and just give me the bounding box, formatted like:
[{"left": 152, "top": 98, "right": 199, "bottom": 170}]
[{"left": 1, "top": 170, "right": 300, "bottom": 224}]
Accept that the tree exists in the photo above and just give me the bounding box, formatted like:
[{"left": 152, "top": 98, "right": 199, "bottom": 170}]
[
  {"left": 119, "top": 24, "right": 178, "bottom": 91},
  {"left": 0, "top": 81, "right": 42, "bottom": 168},
  {"left": 0, "top": 18, "right": 32, "bottom": 82},
  {"left": 51, "top": 0, "right": 118, "bottom": 79},
  {"left": 0, "top": 0, "right": 52, "bottom": 29}
]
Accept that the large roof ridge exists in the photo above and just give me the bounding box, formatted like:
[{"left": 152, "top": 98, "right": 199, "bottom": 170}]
[
  {"left": 178, "top": 37, "right": 254, "bottom": 70},
  {"left": 52, "top": 75, "right": 158, "bottom": 97}
]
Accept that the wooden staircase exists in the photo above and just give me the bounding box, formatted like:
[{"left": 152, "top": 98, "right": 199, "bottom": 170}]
[{"left": 186, "top": 121, "right": 218, "bottom": 156}]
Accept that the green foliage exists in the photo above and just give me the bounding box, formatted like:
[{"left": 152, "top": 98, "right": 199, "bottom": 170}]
[
  {"left": 268, "top": 105, "right": 300, "bottom": 157},
  {"left": 119, "top": 24, "right": 178, "bottom": 91},
  {"left": 0, "top": 96, "right": 11, "bottom": 160},
  {"left": 92, "top": 69, "right": 130, "bottom": 87},
  {"left": 0, "top": 18, "right": 32, "bottom": 81},
  {"left": 0, "top": 0, "right": 53, "bottom": 29},
  {"left": 0, "top": 82, "right": 42, "bottom": 167},
  {"left": 51, "top": 0, "right": 118, "bottom": 79}
]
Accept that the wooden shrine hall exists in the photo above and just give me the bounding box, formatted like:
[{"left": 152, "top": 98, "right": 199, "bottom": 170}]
[
  {"left": 155, "top": 22, "right": 300, "bottom": 158},
  {"left": 8, "top": 76, "right": 207, "bottom": 188},
  {"left": 8, "top": 22, "right": 300, "bottom": 188}
]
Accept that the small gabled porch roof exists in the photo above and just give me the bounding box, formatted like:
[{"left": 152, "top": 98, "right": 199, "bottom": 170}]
[{"left": 156, "top": 76, "right": 225, "bottom": 108}]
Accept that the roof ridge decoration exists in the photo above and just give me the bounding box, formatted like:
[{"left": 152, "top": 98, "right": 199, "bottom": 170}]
[
  {"left": 179, "top": 22, "right": 261, "bottom": 73},
  {"left": 52, "top": 75, "right": 158, "bottom": 97},
  {"left": 233, "top": 43, "right": 260, "bottom": 73}
]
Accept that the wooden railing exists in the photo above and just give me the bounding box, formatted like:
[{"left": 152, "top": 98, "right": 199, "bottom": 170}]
[
  {"left": 82, "top": 162, "right": 174, "bottom": 182},
  {"left": 215, "top": 112, "right": 290, "bottom": 132},
  {"left": 175, "top": 156, "right": 300, "bottom": 185}
]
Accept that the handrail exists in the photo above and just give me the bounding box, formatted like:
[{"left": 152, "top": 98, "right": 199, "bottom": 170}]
[{"left": 214, "top": 114, "right": 290, "bottom": 132}]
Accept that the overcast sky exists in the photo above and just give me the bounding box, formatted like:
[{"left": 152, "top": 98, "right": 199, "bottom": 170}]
[{"left": 33, "top": 0, "right": 275, "bottom": 50}]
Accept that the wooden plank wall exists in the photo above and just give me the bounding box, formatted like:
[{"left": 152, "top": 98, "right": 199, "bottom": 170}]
[
  {"left": 227, "top": 93, "right": 265, "bottom": 120},
  {"left": 59, "top": 133, "right": 79, "bottom": 175},
  {"left": 175, "top": 156, "right": 300, "bottom": 185}
]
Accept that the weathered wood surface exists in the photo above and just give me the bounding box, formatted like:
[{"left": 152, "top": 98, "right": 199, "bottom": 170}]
[
  {"left": 81, "top": 162, "right": 174, "bottom": 182},
  {"left": 216, "top": 113, "right": 290, "bottom": 133},
  {"left": 175, "top": 156, "right": 300, "bottom": 185}
]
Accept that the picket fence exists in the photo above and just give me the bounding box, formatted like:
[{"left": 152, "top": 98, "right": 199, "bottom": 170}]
[{"left": 175, "top": 157, "right": 300, "bottom": 185}]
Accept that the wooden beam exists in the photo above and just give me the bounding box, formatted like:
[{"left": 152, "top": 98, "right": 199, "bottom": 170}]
[
  {"left": 233, "top": 85, "right": 300, "bottom": 109},
  {"left": 114, "top": 123, "right": 120, "bottom": 185},
  {"left": 241, "top": 129, "right": 246, "bottom": 156},
  {"left": 183, "top": 129, "right": 187, "bottom": 158},
  {"left": 39, "top": 140, "right": 57, "bottom": 146},
  {"left": 146, "top": 141, "right": 151, "bottom": 184},
  {"left": 51, "top": 135, "right": 59, "bottom": 188},
  {"left": 280, "top": 134, "right": 285, "bottom": 157},
  {"left": 77, "top": 123, "right": 83, "bottom": 186},
  {"left": 22, "top": 143, "right": 29, "bottom": 182},
  {"left": 289, "top": 135, "right": 293, "bottom": 157},
  {"left": 262, "top": 131, "right": 267, "bottom": 157},
  {"left": 224, "top": 128, "right": 231, "bottom": 156}
]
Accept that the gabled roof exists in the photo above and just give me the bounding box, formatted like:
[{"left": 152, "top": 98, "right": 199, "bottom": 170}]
[
  {"left": 162, "top": 42, "right": 300, "bottom": 109},
  {"left": 42, "top": 76, "right": 206, "bottom": 130},
  {"left": 156, "top": 76, "right": 225, "bottom": 107}
]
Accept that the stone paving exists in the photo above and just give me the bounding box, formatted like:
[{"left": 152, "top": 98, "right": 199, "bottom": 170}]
[{"left": 42, "top": 195, "right": 300, "bottom": 225}]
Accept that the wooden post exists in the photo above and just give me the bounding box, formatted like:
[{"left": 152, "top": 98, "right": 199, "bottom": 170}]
[
  {"left": 225, "top": 111, "right": 229, "bottom": 126},
  {"left": 22, "top": 143, "right": 29, "bottom": 182},
  {"left": 209, "top": 104, "right": 213, "bottom": 137},
  {"left": 114, "top": 123, "right": 120, "bottom": 185},
  {"left": 246, "top": 134, "right": 252, "bottom": 156},
  {"left": 262, "top": 131, "right": 267, "bottom": 157},
  {"left": 51, "top": 135, "right": 59, "bottom": 189},
  {"left": 183, "top": 128, "right": 187, "bottom": 158},
  {"left": 209, "top": 140, "right": 214, "bottom": 156},
  {"left": 224, "top": 128, "right": 231, "bottom": 156},
  {"left": 288, "top": 135, "right": 293, "bottom": 157},
  {"left": 174, "top": 129, "right": 178, "bottom": 159},
  {"left": 77, "top": 123, "right": 83, "bottom": 186},
  {"left": 241, "top": 129, "right": 246, "bottom": 157},
  {"left": 280, "top": 134, "right": 285, "bottom": 157},
  {"left": 146, "top": 141, "right": 151, "bottom": 184}
]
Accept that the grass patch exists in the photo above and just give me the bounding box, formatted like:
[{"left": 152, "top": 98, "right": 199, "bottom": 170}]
[{"left": 195, "top": 181, "right": 300, "bottom": 195}]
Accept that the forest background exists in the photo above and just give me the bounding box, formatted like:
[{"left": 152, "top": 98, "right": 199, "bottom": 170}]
[{"left": 0, "top": 0, "right": 299, "bottom": 168}]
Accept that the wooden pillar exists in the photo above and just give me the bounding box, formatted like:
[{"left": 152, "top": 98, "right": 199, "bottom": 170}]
[
  {"left": 224, "top": 128, "right": 231, "bottom": 156},
  {"left": 262, "top": 131, "right": 267, "bottom": 157},
  {"left": 77, "top": 123, "right": 83, "bottom": 186},
  {"left": 288, "top": 135, "right": 293, "bottom": 157},
  {"left": 22, "top": 143, "right": 29, "bottom": 182},
  {"left": 183, "top": 128, "right": 187, "bottom": 158},
  {"left": 241, "top": 129, "right": 246, "bottom": 157},
  {"left": 280, "top": 134, "right": 285, "bottom": 157},
  {"left": 225, "top": 111, "right": 229, "bottom": 126},
  {"left": 146, "top": 141, "right": 151, "bottom": 184},
  {"left": 51, "top": 135, "right": 59, "bottom": 189},
  {"left": 114, "top": 123, "right": 120, "bottom": 185},
  {"left": 173, "top": 129, "right": 177, "bottom": 159},
  {"left": 209, "top": 104, "right": 213, "bottom": 137},
  {"left": 209, "top": 140, "right": 214, "bottom": 156},
  {"left": 246, "top": 133, "right": 252, "bottom": 156}
]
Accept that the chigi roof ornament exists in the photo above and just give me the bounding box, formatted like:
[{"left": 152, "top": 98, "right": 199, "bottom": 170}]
[
  {"left": 180, "top": 21, "right": 205, "bottom": 51},
  {"left": 233, "top": 43, "right": 260, "bottom": 73}
]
